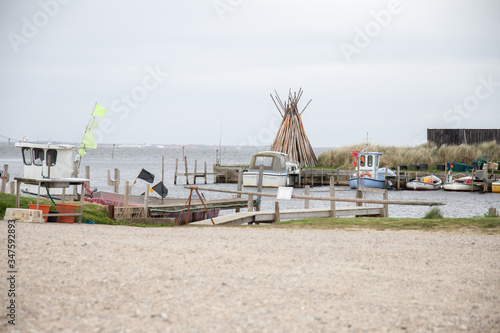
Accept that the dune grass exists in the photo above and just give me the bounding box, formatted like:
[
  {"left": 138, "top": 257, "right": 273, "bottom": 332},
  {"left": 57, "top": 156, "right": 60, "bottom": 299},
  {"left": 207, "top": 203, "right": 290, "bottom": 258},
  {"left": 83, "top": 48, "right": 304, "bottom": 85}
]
[{"left": 318, "top": 141, "right": 500, "bottom": 170}]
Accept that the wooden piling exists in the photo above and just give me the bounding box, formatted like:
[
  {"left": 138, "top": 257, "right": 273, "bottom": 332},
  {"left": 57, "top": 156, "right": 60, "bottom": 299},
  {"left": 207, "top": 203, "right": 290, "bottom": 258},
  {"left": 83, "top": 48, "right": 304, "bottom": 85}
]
[
  {"left": 257, "top": 165, "right": 263, "bottom": 211},
  {"left": 305, "top": 185, "right": 310, "bottom": 209},
  {"left": 144, "top": 184, "right": 150, "bottom": 218},
  {"left": 274, "top": 201, "right": 280, "bottom": 223},
  {"left": 236, "top": 167, "right": 243, "bottom": 213},
  {"left": 194, "top": 160, "right": 198, "bottom": 184},
  {"left": 248, "top": 194, "right": 254, "bottom": 212},
  {"left": 124, "top": 181, "right": 129, "bottom": 207},
  {"left": 184, "top": 156, "right": 189, "bottom": 185},
  {"left": 9, "top": 181, "right": 15, "bottom": 195},
  {"left": 174, "top": 158, "right": 178, "bottom": 185},
  {"left": 204, "top": 162, "right": 207, "bottom": 184},
  {"left": 0, "top": 164, "right": 8, "bottom": 193},
  {"left": 330, "top": 176, "right": 336, "bottom": 218}
]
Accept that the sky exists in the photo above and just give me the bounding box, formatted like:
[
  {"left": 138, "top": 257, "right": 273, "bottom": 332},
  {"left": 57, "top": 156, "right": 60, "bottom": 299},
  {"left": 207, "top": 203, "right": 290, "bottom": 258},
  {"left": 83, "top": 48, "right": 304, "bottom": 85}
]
[{"left": 1, "top": 0, "right": 499, "bottom": 148}]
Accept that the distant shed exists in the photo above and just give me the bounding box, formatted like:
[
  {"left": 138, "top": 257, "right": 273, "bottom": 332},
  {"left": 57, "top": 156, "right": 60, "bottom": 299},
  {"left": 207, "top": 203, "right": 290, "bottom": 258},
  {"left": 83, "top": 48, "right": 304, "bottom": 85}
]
[{"left": 427, "top": 129, "right": 500, "bottom": 146}]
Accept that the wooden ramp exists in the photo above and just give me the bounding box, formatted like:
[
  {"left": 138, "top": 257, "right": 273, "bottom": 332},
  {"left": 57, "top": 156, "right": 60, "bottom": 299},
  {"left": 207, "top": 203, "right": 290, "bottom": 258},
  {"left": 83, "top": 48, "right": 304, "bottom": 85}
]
[{"left": 191, "top": 206, "right": 384, "bottom": 226}]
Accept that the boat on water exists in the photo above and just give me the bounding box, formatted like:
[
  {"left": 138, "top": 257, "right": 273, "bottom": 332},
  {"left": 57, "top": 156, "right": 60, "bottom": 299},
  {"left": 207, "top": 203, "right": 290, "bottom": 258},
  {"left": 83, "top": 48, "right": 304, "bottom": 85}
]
[
  {"left": 348, "top": 152, "right": 393, "bottom": 189},
  {"left": 242, "top": 151, "right": 298, "bottom": 187},
  {"left": 442, "top": 176, "right": 482, "bottom": 191},
  {"left": 406, "top": 175, "right": 442, "bottom": 190},
  {"left": 492, "top": 181, "right": 500, "bottom": 193}
]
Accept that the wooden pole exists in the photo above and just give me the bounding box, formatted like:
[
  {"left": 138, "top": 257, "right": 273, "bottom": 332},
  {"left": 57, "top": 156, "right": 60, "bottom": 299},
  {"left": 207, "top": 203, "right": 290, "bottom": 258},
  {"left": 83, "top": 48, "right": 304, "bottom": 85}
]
[
  {"left": 274, "top": 201, "right": 280, "bottom": 223},
  {"left": 0, "top": 164, "right": 8, "bottom": 193},
  {"left": 174, "top": 158, "right": 178, "bottom": 185},
  {"left": 330, "top": 176, "right": 336, "bottom": 218},
  {"left": 184, "top": 156, "right": 189, "bottom": 185},
  {"left": 248, "top": 194, "right": 254, "bottom": 212},
  {"left": 124, "top": 181, "right": 129, "bottom": 207},
  {"left": 144, "top": 184, "right": 150, "bottom": 219},
  {"left": 257, "top": 165, "right": 263, "bottom": 211},
  {"left": 397, "top": 166, "right": 401, "bottom": 190},
  {"left": 304, "top": 185, "right": 310, "bottom": 209},
  {"left": 194, "top": 160, "right": 197, "bottom": 184},
  {"left": 9, "top": 181, "right": 15, "bottom": 195},
  {"left": 162, "top": 156, "right": 165, "bottom": 205},
  {"left": 204, "top": 162, "right": 207, "bottom": 184},
  {"left": 236, "top": 167, "right": 243, "bottom": 213},
  {"left": 383, "top": 189, "right": 389, "bottom": 217}
]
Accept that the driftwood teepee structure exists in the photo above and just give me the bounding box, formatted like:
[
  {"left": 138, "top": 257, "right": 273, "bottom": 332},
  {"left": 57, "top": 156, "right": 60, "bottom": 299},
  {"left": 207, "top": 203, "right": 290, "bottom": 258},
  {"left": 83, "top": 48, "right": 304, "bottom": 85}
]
[{"left": 270, "top": 89, "right": 318, "bottom": 167}]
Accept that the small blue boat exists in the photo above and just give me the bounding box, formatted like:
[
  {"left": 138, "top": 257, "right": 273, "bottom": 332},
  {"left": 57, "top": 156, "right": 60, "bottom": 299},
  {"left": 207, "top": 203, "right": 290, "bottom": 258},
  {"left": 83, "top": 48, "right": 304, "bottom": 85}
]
[{"left": 348, "top": 152, "right": 394, "bottom": 189}]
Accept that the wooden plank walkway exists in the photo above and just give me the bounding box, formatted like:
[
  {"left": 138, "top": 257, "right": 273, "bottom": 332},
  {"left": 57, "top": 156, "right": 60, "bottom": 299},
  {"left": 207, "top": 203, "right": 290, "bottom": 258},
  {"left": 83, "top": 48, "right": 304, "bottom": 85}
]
[{"left": 191, "top": 206, "right": 384, "bottom": 226}]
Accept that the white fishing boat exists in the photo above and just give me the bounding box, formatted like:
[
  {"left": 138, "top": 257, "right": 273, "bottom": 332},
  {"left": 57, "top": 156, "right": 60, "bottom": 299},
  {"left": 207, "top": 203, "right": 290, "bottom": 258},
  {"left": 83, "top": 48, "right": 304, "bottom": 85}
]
[
  {"left": 406, "top": 175, "right": 442, "bottom": 190},
  {"left": 15, "top": 140, "right": 78, "bottom": 196},
  {"left": 348, "top": 152, "right": 393, "bottom": 189},
  {"left": 442, "top": 176, "right": 482, "bottom": 191},
  {"left": 242, "top": 151, "right": 298, "bottom": 187}
]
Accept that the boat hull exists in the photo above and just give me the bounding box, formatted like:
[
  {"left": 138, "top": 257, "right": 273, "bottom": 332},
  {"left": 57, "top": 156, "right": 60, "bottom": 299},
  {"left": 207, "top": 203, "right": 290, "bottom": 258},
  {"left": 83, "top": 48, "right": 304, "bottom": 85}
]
[
  {"left": 491, "top": 182, "right": 500, "bottom": 193},
  {"left": 406, "top": 181, "right": 441, "bottom": 190},
  {"left": 442, "top": 183, "right": 482, "bottom": 191},
  {"left": 243, "top": 171, "right": 291, "bottom": 187},
  {"left": 348, "top": 177, "right": 392, "bottom": 189}
]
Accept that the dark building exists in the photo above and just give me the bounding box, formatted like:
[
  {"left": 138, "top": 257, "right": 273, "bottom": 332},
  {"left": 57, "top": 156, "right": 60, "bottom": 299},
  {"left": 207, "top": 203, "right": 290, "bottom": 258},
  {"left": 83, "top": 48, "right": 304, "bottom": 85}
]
[{"left": 427, "top": 129, "right": 500, "bottom": 146}]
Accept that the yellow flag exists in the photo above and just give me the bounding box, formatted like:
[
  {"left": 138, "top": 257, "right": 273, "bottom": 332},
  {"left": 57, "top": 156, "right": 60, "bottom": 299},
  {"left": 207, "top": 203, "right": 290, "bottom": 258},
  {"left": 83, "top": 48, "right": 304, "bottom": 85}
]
[
  {"left": 82, "top": 131, "right": 97, "bottom": 149},
  {"left": 93, "top": 104, "right": 106, "bottom": 117},
  {"left": 78, "top": 147, "right": 86, "bottom": 158}
]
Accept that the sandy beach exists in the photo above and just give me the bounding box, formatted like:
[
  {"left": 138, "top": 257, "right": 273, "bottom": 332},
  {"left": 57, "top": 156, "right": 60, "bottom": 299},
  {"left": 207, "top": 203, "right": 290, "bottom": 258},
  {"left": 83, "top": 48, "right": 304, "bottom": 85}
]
[{"left": 1, "top": 222, "right": 499, "bottom": 332}]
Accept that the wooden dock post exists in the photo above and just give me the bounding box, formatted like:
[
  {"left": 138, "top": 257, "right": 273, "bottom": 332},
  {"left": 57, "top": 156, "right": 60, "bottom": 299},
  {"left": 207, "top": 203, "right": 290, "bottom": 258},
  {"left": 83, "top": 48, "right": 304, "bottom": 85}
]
[
  {"left": 298, "top": 167, "right": 302, "bottom": 187},
  {"left": 174, "top": 158, "right": 178, "bottom": 185},
  {"left": 204, "top": 162, "right": 207, "bottom": 184},
  {"left": 236, "top": 167, "right": 243, "bottom": 213},
  {"left": 73, "top": 160, "right": 79, "bottom": 196},
  {"left": 274, "top": 201, "right": 280, "bottom": 223},
  {"left": 304, "top": 185, "right": 310, "bottom": 209},
  {"left": 144, "top": 184, "right": 150, "bottom": 218},
  {"left": 336, "top": 168, "right": 340, "bottom": 185},
  {"left": 383, "top": 190, "right": 389, "bottom": 217},
  {"left": 9, "top": 181, "right": 15, "bottom": 195},
  {"left": 256, "top": 165, "right": 263, "bottom": 211},
  {"left": 311, "top": 167, "right": 314, "bottom": 187},
  {"left": 321, "top": 169, "right": 324, "bottom": 186},
  {"left": 194, "top": 160, "right": 198, "bottom": 184},
  {"left": 124, "top": 181, "right": 129, "bottom": 207},
  {"left": 0, "top": 164, "right": 8, "bottom": 193},
  {"left": 397, "top": 166, "right": 401, "bottom": 190},
  {"left": 107, "top": 168, "right": 120, "bottom": 193},
  {"left": 330, "top": 176, "right": 336, "bottom": 218},
  {"left": 248, "top": 194, "right": 254, "bottom": 212},
  {"left": 185, "top": 157, "right": 189, "bottom": 185}
]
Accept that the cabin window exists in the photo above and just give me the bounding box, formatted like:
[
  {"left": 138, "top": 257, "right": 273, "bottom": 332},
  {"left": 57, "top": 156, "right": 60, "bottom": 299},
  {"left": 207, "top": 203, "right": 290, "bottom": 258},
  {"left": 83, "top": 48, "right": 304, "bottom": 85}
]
[
  {"left": 367, "top": 155, "right": 373, "bottom": 167},
  {"left": 22, "top": 148, "right": 32, "bottom": 165},
  {"left": 32, "top": 148, "right": 44, "bottom": 166},
  {"left": 46, "top": 150, "right": 57, "bottom": 166},
  {"left": 253, "top": 156, "right": 274, "bottom": 170},
  {"left": 360, "top": 155, "right": 365, "bottom": 167}
]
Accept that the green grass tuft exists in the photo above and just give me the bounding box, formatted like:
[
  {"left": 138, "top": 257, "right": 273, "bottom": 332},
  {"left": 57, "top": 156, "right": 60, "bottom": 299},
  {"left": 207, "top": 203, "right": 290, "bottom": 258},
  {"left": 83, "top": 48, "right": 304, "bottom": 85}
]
[{"left": 424, "top": 207, "right": 443, "bottom": 219}]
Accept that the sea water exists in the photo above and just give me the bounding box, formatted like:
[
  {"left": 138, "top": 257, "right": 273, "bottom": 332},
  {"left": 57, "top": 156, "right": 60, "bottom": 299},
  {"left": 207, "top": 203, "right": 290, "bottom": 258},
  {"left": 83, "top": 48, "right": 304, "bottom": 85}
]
[{"left": 1, "top": 144, "right": 498, "bottom": 218}]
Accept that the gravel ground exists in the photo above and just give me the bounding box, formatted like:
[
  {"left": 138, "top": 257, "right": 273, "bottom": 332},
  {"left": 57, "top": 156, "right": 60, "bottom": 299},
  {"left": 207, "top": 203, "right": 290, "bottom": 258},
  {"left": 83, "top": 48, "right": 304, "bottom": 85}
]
[{"left": 1, "top": 222, "right": 499, "bottom": 332}]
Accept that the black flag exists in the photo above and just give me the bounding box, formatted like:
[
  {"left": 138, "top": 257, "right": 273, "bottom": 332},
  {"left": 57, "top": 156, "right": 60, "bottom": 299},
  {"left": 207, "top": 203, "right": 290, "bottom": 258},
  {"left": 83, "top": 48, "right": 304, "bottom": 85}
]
[
  {"left": 152, "top": 181, "right": 168, "bottom": 198},
  {"left": 137, "top": 168, "right": 155, "bottom": 183}
]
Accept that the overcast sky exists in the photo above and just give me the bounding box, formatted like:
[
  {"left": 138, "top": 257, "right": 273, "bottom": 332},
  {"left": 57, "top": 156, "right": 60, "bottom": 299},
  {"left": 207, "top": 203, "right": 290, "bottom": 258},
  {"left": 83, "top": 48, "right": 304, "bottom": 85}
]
[{"left": 1, "top": 0, "right": 499, "bottom": 147}]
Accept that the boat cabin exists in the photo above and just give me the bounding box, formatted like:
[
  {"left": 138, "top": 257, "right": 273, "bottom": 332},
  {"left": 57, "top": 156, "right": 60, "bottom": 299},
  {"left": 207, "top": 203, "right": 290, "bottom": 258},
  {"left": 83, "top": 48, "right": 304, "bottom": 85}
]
[
  {"left": 248, "top": 151, "right": 297, "bottom": 173},
  {"left": 355, "top": 152, "right": 383, "bottom": 179},
  {"left": 15, "top": 142, "right": 75, "bottom": 179}
]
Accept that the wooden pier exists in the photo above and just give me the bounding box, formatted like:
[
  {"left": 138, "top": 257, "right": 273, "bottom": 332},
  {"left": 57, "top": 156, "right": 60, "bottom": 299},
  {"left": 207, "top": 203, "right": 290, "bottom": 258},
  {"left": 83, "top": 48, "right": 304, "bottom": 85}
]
[
  {"left": 114, "top": 197, "right": 252, "bottom": 219},
  {"left": 184, "top": 183, "right": 444, "bottom": 226}
]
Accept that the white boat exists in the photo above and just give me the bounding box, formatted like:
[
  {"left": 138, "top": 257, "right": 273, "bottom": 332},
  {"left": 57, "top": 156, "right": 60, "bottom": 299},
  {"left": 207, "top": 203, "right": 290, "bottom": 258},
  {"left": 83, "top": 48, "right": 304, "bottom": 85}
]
[
  {"left": 242, "top": 151, "right": 298, "bottom": 187},
  {"left": 348, "top": 152, "right": 393, "bottom": 189},
  {"left": 406, "top": 175, "right": 442, "bottom": 190},
  {"left": 443, "top": 176, "right": 482, "bottom": 191},
  {"left": 15, "top": 141, "right": 78, "bottom": 196}
]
